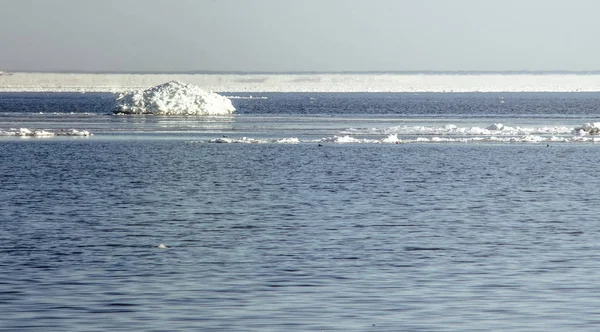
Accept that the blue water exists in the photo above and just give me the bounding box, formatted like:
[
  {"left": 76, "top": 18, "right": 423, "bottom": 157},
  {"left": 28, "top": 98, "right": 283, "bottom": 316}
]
[
  {"left": 2, "top": 93, "right": 600, "bottom": 331},
  {"left": 3, "top": 91, "right": 600, "bottom": 117}
]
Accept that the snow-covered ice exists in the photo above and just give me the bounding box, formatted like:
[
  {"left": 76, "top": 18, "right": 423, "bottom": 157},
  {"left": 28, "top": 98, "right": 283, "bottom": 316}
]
[
  {"left": 574, "top": 122, "right": 600, "bottom": 135},
  {"left": 342, "top": 123, "right": 574, "bottom": 136},
  {"left": 487, "top": 123, "right": 505, "bottom": 131},
  {"left": 115, "top": 81, "right": 235, "bottom": 115},
  {"left": 199, "top": 122, "right": 600, "bottom": 145},
  {"left": 0, "top": 128, "right": 92, "bottom": 137},
  {"left": 4, "top": 72, "right": 600, "bottom": 92}
]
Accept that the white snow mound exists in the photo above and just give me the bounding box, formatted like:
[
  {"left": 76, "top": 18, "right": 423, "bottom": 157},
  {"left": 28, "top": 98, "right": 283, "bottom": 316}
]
[{"left": 115, "top": 81, "right": 235, "bottom": 115}]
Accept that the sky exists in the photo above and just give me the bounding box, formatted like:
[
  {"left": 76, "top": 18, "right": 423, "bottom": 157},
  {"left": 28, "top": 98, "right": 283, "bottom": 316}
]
[{"left": 1, "top": 0, "right": 599, "bottom": 72}]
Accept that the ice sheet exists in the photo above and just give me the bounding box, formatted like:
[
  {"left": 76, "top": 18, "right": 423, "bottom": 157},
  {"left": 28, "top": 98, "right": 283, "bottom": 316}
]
[{"left": 3, "top": 73, "right": 600, "bottom": 92}]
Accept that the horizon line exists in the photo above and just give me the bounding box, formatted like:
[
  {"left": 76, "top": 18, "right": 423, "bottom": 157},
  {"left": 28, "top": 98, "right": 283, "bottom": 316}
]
[{"left": 5, "top": 69, "right": 600, "bottom": 75}]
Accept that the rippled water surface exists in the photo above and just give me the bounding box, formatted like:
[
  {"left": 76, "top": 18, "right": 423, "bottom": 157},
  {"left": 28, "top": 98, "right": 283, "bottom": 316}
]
[{"left": 3, "top": 93, "right": 600, "bottom": 331}]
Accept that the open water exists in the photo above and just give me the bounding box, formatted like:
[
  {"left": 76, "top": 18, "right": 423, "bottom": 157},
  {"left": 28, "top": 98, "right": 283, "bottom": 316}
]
[{"left": 2, "top": 92, "right": 600, "bottom": 331}]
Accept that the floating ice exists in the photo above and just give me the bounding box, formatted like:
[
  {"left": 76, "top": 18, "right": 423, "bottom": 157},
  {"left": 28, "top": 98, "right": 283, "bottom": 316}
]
[
  {"left": 276, "top": 137, "right": 300, "bottom": 144},
  {"left": 381, "top": 134, "right": 401, "bottom": 144},
  {"left": 487, "top": 123, "right": 504, "bottom": 131},
  {"left": 0, "top": 128, "right": 92, "bottom": 137},
  {"left": 115, "top": 81, "right": 236, "bottom": 116},
  {"left": 574, "top": 122, "right": 600, "bottom": 135},
  {"left": 201, "top": 122, "right": 600, "bottom": 145},
  {"left": 209, "top": 137, "right": 267, "bottom": 144},
  {"left": 157, "top": 244, "right": 168, "bottom": 249},
  {"left": 225, "top": 95, "right": 268, "bottom": 100},
  {"left": 344, "top": 123, "right": 574, "bottom": 136},
  {"left": 198, "top": 133, "right": 600, "bottom": 145},
  {"left": 321, "top": 135, "right": 365, "bottom": 143}
]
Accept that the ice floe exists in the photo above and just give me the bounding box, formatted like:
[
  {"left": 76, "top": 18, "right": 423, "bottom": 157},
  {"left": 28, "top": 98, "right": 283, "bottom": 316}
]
[
  {"left": 574, "top": 122, "right": 600, "bottom": 135},
  {"left": 343, "top": 123, "right": 574, "bottom": 136},
  {"left": 115, "top": 81, "right": 235, "bottom": 115},
  {"left": 199, "top": 122, "right": 600, "bottom": 145},
  {"left": 0, "top": 128, "right": 92, "bottom": 137}
]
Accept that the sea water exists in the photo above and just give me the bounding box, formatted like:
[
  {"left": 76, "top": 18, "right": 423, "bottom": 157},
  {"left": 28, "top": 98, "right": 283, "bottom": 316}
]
[{"left": 2, "top": 92, "right": 600, "bottom": 331}]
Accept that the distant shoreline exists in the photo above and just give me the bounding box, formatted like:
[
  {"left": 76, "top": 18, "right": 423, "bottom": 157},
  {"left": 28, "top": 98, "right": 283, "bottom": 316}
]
[
  {"left": 5, "top": 70, "right": 600, "bottom": 75},
  {"left": 2, "top": 72, "right": 600, "bottom": 93}
]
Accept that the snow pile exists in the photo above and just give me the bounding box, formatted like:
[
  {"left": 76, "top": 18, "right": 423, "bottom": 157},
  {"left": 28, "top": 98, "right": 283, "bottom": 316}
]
[
  {"left": 115, "top": 81, "right": 235, "bottom": 115},
  {"left": 0, "top": 128, "right": 92, "bottom": 137}
]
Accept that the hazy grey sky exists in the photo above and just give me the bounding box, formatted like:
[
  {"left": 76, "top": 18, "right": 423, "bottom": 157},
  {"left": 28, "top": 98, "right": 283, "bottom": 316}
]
[{"left": 1, "top": 0, "right": 599, "bottom": 72}]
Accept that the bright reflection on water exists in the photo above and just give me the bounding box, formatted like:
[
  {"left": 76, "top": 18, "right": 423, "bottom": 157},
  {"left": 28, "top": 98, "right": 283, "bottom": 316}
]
[{"left": 2, "top": 141, "right": 600, "bottom": 331}]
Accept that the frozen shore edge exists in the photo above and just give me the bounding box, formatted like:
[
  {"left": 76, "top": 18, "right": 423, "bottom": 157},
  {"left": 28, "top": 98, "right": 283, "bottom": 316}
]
[{"left": 2, "top": 73, "right": 600, "bottom": 93}]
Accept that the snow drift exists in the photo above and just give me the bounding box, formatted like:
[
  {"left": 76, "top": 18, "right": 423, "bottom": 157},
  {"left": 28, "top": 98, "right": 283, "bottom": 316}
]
[{"left": 114, "top": 81, "right": 235, "bottom": 115}]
